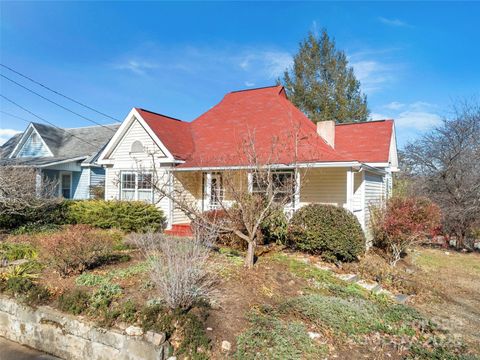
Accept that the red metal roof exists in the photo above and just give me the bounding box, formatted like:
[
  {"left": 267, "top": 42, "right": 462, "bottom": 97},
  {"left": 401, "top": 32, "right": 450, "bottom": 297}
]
[
  {"left": 135, "top": 86, "right": 394, "bottom": 167},
  {"left": 335, "top": 120, "right": 394, "bottom": 163}
]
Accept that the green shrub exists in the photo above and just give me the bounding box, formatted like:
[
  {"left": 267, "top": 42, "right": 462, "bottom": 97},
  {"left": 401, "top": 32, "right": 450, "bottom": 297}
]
[
  {"left": 120, "top": 299, "right": 138, "bottom": 323},
  {"left": 0, "top": 201, "right": 68, "bottom": 231},
  {"left": 287, "top": 204, "right": 365, "bottom": 262},
  {"left": 139, "top": 304, "right": 210, "bottom": 358},
  {"left": 58, "top": 289, "right": 90, "bottom": 315},
  {"left": 67, "top": 200, "right": 165, "bottom": 233},
  {"left": 1, "top": 277, "right": 51, "bottom": 305},
  {"left": 260, "top": 207, "right": 288, "bottom": 245},
  {"left": 0, "top": 242, "right": 37, "bottom": 261}
]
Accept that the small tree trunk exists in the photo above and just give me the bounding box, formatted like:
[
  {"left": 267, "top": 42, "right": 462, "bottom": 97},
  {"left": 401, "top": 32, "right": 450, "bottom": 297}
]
[{"left": 245, "top": 240, "right": 255, "bottom": 268}]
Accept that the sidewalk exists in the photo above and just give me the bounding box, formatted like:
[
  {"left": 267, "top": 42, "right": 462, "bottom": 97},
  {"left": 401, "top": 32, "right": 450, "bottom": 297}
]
[{"left": 0, "top": 337, "right": 60, "bottom": 360}]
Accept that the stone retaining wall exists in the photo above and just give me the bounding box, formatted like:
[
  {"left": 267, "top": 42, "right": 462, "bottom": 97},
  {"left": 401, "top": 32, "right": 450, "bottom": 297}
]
[{"left": 0, "top": 295, "right": 170, "bottom": 360}]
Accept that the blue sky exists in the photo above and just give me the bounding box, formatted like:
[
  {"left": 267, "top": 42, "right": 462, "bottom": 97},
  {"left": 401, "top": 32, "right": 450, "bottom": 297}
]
[{"left": 1, "top": 1, "right": 479, "bottom": 148}]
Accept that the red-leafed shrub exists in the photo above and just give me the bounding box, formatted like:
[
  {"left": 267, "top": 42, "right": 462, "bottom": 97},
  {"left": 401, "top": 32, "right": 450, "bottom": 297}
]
[
  {"left": 371, "top": 197, "right": 441, "bottom": 266},
  {"left": 32, "top": 225, "right": 118, "bottom": 277}
]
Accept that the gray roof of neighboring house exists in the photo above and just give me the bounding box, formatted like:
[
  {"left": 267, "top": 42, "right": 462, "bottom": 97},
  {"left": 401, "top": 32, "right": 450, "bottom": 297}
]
[{"left": 0, "top": 122, "right": 119, "bottom": 167}]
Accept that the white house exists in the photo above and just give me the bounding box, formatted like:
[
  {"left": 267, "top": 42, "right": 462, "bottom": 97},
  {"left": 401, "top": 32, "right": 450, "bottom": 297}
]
[{"left": 98, "top": 85, "right": 398, "bottom": 237}]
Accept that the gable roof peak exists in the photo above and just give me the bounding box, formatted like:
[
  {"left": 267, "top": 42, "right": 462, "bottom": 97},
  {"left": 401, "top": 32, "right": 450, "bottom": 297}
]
[{"left": 229, "top": 84, "right": 283, "bottom": 94}]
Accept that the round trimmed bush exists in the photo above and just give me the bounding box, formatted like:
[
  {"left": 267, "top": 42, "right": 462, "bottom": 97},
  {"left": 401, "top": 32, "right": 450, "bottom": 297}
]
[{"left": 287, "top": 204, "right": 365, "bottom": 262}]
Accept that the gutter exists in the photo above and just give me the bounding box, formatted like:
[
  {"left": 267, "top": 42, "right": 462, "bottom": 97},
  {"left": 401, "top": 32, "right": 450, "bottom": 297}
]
[{"left": 172, "top": 161, "right": 363, "bottom": 172}]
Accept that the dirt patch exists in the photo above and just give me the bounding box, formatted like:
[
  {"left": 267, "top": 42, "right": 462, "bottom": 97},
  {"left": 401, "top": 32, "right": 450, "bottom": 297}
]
[{"left": 205, "top": 253, "right": 307, "bottom": 355}]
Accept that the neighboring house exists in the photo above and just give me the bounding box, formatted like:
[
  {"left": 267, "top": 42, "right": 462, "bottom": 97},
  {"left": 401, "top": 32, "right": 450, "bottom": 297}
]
[
  {"left": 98, "top": 85, "right": 398, "bottom": 238},
  {"left": 0, "top": 122, "right": 119, "bottom": 199}
]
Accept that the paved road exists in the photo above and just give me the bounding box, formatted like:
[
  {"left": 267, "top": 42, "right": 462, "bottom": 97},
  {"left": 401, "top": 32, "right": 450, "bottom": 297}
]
[{"left": 0, "top": 337, "right": 60, "bottom": 360}]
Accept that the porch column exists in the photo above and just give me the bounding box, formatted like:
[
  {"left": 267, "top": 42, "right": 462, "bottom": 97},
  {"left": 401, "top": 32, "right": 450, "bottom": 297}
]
[
  {"left": 204, "top": 172, "right": 212, "bottom": 211},
  {"left": 247, "top": 172, "right": 253, "bottom": 193},
  {"left": 35, "top": 168, "right": 42, "bottom": 196},
  {"left": 346, "top": 167, "right": 354, "bottom": 212},
  {"left": 294, "top": 168, "right": 300, "bottom": 211},
  {"left": 166, "top": 169, "right": 174, "bottom": 230}
]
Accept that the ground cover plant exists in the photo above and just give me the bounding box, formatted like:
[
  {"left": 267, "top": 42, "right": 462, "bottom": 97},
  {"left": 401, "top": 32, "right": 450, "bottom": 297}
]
[{"left": 1, "top": 224, "right": 478, "bottom": 359}]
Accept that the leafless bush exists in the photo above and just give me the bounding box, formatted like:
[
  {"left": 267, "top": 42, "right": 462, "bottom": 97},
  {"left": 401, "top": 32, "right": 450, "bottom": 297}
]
[
  {"left": 133, "top": 232, "right": 215, "bottom": 310},
  {"left": 0, "top": 166, "right": 59, "bottom": 217}
]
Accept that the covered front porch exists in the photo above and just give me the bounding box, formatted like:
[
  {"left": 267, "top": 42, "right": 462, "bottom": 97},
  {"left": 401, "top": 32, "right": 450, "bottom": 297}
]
[
  {"left": 166, "top": 164, "right": 385, "bottom": 234},
  {"left": 35, "top": 159, "right": 104, "bottom": 200}
]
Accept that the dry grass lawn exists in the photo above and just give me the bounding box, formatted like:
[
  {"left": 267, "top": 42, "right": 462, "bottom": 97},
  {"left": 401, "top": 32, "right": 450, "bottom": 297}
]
[{"left": 410, "top": 248, "right": 480, "bottom": 350}]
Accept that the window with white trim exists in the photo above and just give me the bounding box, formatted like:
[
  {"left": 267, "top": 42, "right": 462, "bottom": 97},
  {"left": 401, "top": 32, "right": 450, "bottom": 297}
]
[
  {"left": 120, "top": 172, "right": 153, "bottom": 202},
  {"left": 252, "top": 170, "right": 294, "bottom": 205}
]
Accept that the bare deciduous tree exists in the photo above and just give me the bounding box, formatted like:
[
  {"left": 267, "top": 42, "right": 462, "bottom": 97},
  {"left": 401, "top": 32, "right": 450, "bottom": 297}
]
[
  {"left": 0, "top": 165, "right": 59, "bottom": 217},
  {"left": 132, "top": 126, "right": 309, "bottom": 268},
  {"left": 402, "top": 100, "right": 480, "bottom": 247}
]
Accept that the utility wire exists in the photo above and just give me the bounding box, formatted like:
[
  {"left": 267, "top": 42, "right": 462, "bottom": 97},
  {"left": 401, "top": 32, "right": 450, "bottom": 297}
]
[
  {"left": 0, "top": 63, "right": 121, "bottom": 123},
  {"left": 0, "top": 110, "right": 32, "bottom": 125},
  {"left": 0, "top": 94, "right": 100, "bottom": 148},
  {"left": 1, "top": 74, "right": 117, "bottom": 132}
]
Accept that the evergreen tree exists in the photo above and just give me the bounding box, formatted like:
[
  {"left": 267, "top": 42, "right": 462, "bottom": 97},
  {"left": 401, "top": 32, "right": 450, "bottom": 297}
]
[{"left": 280, "top": 30, "right": 369, "bottom": 123}]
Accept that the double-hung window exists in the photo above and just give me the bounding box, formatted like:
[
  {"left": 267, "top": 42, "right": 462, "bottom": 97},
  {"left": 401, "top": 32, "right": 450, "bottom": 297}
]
[
  {"left": 120, "top": 172, "right": 153, "bottom": 202},
  {"left": 251, "top": 170, "right": 294, "bottom": 206}
]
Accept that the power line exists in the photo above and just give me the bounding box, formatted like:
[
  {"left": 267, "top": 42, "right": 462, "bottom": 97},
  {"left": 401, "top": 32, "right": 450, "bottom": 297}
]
[
  {"left": 0, "top": 110, "right": 32, "bottom": 125},
  {"left": 0, "top": 63, "right": 121, "bottom": 123},
  {"left": 0, "top": 94, "right": 100, "bottom": 148},
  {"left": 1, "top": 73, "right": 117, "bottom": 132}
]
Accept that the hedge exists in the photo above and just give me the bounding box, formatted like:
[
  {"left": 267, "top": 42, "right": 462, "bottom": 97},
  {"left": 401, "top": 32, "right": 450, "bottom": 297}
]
[
  {"left": 0, "top": 201, "right": 68, "bottom": 231},
  {"left": 288, "top": 204, "right": 365, "bottom": 262},
  {"left": 66, "top": 200, "right": 165, "bottom": 233}
]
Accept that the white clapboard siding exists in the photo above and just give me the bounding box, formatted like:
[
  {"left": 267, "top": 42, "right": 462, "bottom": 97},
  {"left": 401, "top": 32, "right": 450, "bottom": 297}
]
[
  {"left": 352, "top": 171, "right": 364, "bottom": 228},
  {"left": 110, "top": 119, "right": 166, "bottom": 165},
  {"left": 364, "top": 171, "right": 385, "bottom": 240},
  {"left": 172, "top": 172, "right": 203, "bottom": 224},
  {"left": 299, "top": 168, "right": 347, "bottom": 208}
]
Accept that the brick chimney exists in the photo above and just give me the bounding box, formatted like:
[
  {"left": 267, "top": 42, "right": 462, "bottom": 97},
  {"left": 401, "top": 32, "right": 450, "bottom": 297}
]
[{"left": 317, "top": 120, "right": 335, "bottom": 148}]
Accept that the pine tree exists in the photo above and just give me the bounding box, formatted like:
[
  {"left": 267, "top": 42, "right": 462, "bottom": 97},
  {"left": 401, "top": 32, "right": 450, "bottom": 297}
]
[{"left": 280, "top": 30, "right": 369, "bottom": 123}]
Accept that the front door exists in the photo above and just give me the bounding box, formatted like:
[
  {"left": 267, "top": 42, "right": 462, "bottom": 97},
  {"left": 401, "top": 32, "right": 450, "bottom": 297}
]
[
  {"left": 60, "top": 172, "right": 72, "bottom": 199},
  {"left": 210, "top": 174, "right": 223, "bottom": 209},
  {"left": 203, "top": 173, "right": 223, "bottom": 210}
]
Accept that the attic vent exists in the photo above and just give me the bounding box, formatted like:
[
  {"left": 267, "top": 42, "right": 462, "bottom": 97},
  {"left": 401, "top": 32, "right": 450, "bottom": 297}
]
[{"left": 130, "top": 140, "right": 144, "bottom": 153}]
